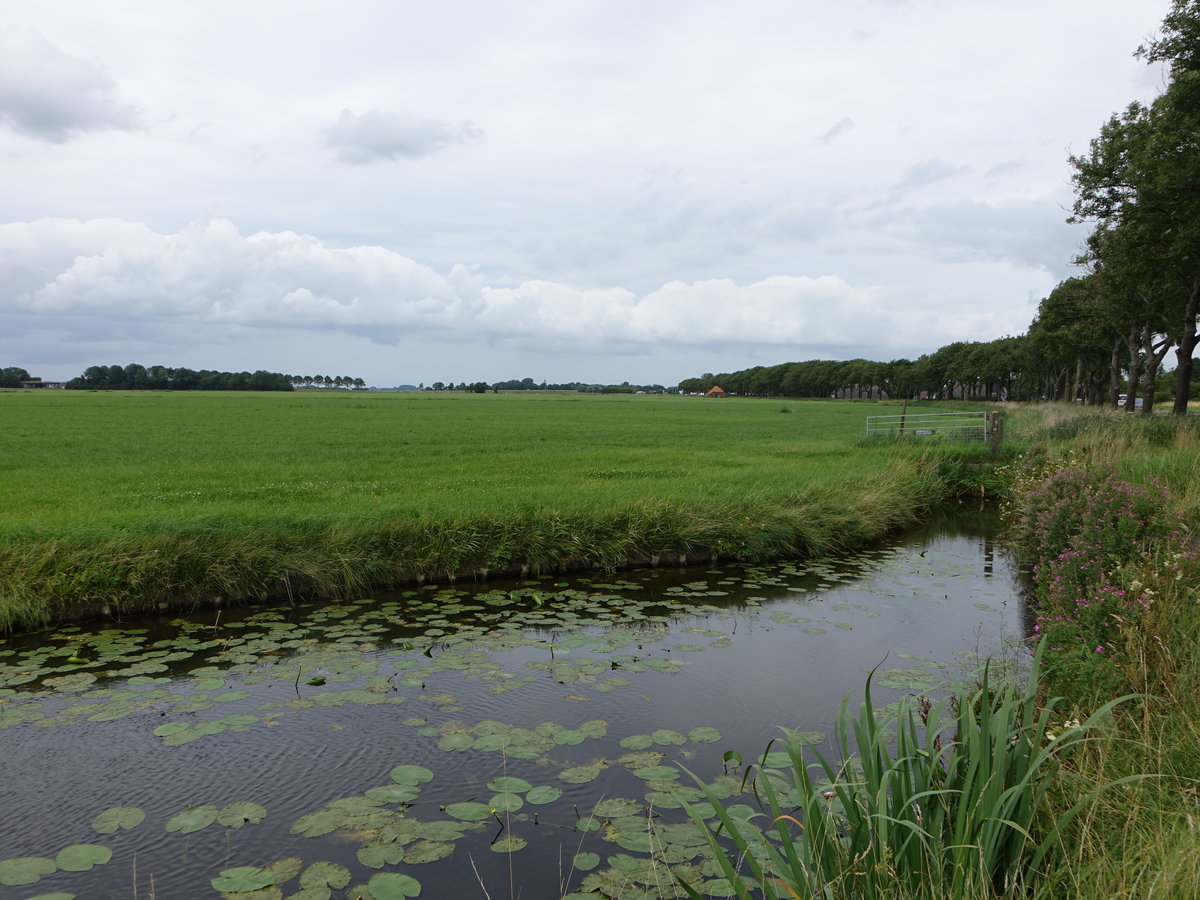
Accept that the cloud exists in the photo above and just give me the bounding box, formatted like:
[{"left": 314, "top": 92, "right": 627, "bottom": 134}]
[
  {"left": 6, "top": 218, "right": 903, "bottom": 353},
  {"left": 0, "top": 26, "right": 138, "bottom": 142},
  {"left": 895, "top": 157, "right": 970, "bottom": 190},
  {"left": 323, "top": 108, "right": 484, "bottom": 163},
  {"left": 818, "top": 117, "right": 855, "bottom": 143}
]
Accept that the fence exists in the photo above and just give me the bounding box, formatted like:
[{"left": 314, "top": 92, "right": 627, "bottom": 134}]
[{"left": 865, "top": 410, "right": 996, "bottom": 444}]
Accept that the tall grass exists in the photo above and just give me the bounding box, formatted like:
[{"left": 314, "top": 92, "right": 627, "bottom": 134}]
[
  {"left": 680, "top": 647, "right": 1136, "bottom": 900},
  {"left": 993, "top": 406, "right": 1200, "bottom": 897}
]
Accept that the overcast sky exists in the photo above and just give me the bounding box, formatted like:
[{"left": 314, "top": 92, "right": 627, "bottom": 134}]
[{"left": 0, "top": 1, "right": 1173, "bottom": 387}]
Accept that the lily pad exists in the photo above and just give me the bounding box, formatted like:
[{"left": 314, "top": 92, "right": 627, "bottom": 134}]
[
  {"left": 444, "top": 801, "right": 492, "bottom": 821},
  {"left": 166, "top": 804, "right": 219, "bottom": 834},
  {"left": 0, "top": 856, "right": 55, "bottom": 886},
  {"left": 525, "top": 785, "right": 563, "bottom": 804},
  {"left": 54, "top": 844, "right": 112, "bottom": 872},
  {"left": 490, "top": 835, "right": 527, "bottom": 853},
  {"left": 210, "top": 866, "right": 277, "bottom": 893},
  {"left": 299, "top": 861, "right": 351, "bottom": 889},
  {"left": 92, "top": 806, "right": 145, "bottom": 834},
  {"left": 572, "top": 852, "right": 601, "bottom": 872},
  {"left": 558, "top": 765, "right": 601, "bottom": 784},
  {"left": 366, "top": 872, "right": 422, "bottom": 899},
  {"left": 389, "top": 765, "right": 434, "bottom": 786},
  {"left": 633, "top": 765, "right": 679, "bottom": 781},
  {"left": 652, "top": 728, "right": 686, "bottom": 746},
  {"left": 486, "top": 775, "right": 532, "bottom": 794},
  {"left": 618, "top": 734, "right": 653, "bottom": 750},
  {"left": 401, "top": 840, "right": 454, "bottom": 864},
  {"left": 217, "top": 802, "right": 268, "bottom": 828},
  {"left": 687, "top": 726, "right": 722, "bottom": 743}
]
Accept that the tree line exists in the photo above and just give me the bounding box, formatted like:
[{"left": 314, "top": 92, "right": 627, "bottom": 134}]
[
  {"left": 681, "top": 2, "right": 1200, "bottom": 414},
  {"left": 67, "top": 364, "right": 295, "bottom": 391}
]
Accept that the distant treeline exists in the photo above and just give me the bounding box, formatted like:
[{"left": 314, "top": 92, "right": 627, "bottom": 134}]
[
  {"left": 677, "top": 340, "right": 1026, "bottom": 401},
  {"left": 0, "top": 366, "right": 33, "bottom": 388},
  {"left": 68, "top": 364, "right": 295, "bottom": 391}
]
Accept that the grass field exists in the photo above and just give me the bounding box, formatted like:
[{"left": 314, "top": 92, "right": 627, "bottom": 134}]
[{"left": 0, "top": 390, "right": 1000, "bottom": 632}]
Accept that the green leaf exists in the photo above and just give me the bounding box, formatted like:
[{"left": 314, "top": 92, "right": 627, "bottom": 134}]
[
  {"left": 489, "top": 835, "right": 527, "bottom": 853},
  {"left": 54, "top": 844, "right": 112, "bottom": 872},
  {"left": 389, "top": 764, "right": 434, "bottom": 786},
  {"left": 165, "top": 804, "right": 218, "bottom": 834},
  {"left": 402, "top": 841, "right": 454, "bottom": 864},
  {"left": 572, "top": 852, "right": 601, "bottom": 872},
  {"left": 687, "top": 726, "right": 722, "bottom": 743},
  {"left": 366, "top": 872, "right": 422, "bottom": 898},
  {"left": 217, "top": 801, "right": 268, "bottom": 828},
  {"left": 210, "top": 866, "right": 276, "bottom": 893},
  {"left": 486, "top": 776, "right": 532, "bottom": 793},
  {"left": 525, "top": 785, "right": 563, "bottom": 804},
  {"left": 299, "top": 861, "right": 351, "bottom": 889},
  {"left": 558, "top": 765, "right": 601, "bottom": 784},
  {"left": 0, "top": 856, "right": 56, "bottom": 886},
  {"left": 92, "top": 806, "right": 145, "bottom": 834},
  {"left": 445, "top": 801, "right": 492, "bottom": 821}
]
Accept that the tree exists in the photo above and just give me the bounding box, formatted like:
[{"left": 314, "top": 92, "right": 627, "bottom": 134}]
[
  {"left": 0, "top": 366, "right": 32, "bottom": 388},
  {"left": 1071, "top": 1, "right": 1200, "bottom": 414}
]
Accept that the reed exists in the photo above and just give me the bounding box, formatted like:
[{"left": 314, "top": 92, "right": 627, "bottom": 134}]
[{"left": 680, "top": 647, "right": 1137, "bottom": 900}]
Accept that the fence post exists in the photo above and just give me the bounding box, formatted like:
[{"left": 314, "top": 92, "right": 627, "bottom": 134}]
[{"left": 987, "top": 411, "right": 1004, "bottom": 455}]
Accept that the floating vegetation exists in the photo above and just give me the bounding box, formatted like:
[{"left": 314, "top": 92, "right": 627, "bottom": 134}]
[{"left": 0, "top": 526, "right": 1020, "bottom": 897}]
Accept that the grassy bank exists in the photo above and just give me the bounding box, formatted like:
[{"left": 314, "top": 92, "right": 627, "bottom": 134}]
[
  {"left": 1001, "top": 407, "right": 1200, "bottom": 898},
  {"left": 0, "top": 391, "right": 1003, "bottom": 633},
  {"left": 679, "top": 405, "right": 1200, "bottom": 899}
]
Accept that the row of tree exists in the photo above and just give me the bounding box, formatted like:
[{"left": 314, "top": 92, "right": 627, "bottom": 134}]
[
  {"left": 679, "top": 2, "right": 1200, "bottom": 414},
  {"left": 291, "top": 375, "right": 366, "bottom": 389},
  {"left": 68, "top": 364, "right": 294, "bottom": 392}
]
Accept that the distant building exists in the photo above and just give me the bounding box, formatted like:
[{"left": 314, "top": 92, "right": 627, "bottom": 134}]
[
  {"left": 20, "top": 379, "right": 67, "bottom": 389},
  {"left": 705, "top": 386, "right": 728, "bottom": 398}
]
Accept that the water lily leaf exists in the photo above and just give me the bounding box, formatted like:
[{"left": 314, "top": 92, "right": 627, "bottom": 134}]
[
  {"left": 22, "top": 893, "right": 76, "bottom": 900},
  {"left": 299, "top": 861, "right": 351, "bottom": 889},
  {"left": 364, "top": 784, "right": 420, "bottom": 804},
  {"left": 357, "top": 841, "right": 405, "bottom": 869},
  {"left": 558, "top": 766, "right": 601, "bottom": 784},
  {"left": 217, "top": 802, "right": 268, "bottom": 828},
  {"left": 618, "top": 734, "right": 653, "bottom": 750},
  {"left": 572, "top": 852, "right": 601, "bottom": 872},
  {"left": 489, "top": 835, "right": 527, "bottom": 854},
  {"left": 486, "top": 776, "right": 531, "bottom": 794},
  {"left": 402, "top": 840, "right": 454, "bottom": 864},
  {"left": 633, "top": 766, "right": 679, "bottom": 781},
  {"left": 165, "top": 804, "right": 219, "bottom": 834},
  {"left": 651, "top": 729, "right": 686, "bottom": 746},
  {"left": 264, "top": 857, "right": 304, "bottom": 884},
  {"left": 389, "top": 765, "right": 434, "bottom": 786},
  {"left": 525, "top": 786, "right": 562, "bottom": 804},
  {"left": 436, "top": 733, "right": 474, "bottom": 752},
  {"left": 289, "top": 809, "right": 344, "bottom": 837},
  {"left": 152, "top": 722, "right": 189, "bottom": 737},
  {"left": 55, "top": 844, "right": 111, "bottom": 872},
  {"left": 488, "top": 793, "right": 523, "bottom": 813},
  {"left": 687, "top": 726, "right": 721, "bottom": 743},
  {"left": 366, "top": 872, "right": 422, "bottom": 898},
  {"left": 92, "top": 806, "right": 145, "bottom": 834},
  {"left": 0, "top": 856, "right": 55, "bottom": 886},
  {"left": 444, "top": 801, "right": 492, "bottom": 821},
  {"left": 593, "top": 798, "right": 643, "bottom": 818},
  {"left": 211, "top": 866, "right": 276, "bottom": 893}
]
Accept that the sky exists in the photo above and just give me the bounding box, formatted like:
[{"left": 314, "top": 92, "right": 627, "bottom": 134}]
[{"left": 0, "top": 1, "right": 1175, "bottom": 388}]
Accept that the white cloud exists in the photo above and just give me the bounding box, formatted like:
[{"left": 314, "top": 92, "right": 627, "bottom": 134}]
[
  {"left": 0, "top": 25, "right": 138, "bottom": 142},
  {"left": 323, "top": 108, "right": 484, "bottom": 163},
  {"left": 6, "top": 218, "right": 919, "bottom": 354}
]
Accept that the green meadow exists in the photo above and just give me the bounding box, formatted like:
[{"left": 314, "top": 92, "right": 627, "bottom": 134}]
[{"left": 0, "top": 390, "right": 998, "bottom": 632}]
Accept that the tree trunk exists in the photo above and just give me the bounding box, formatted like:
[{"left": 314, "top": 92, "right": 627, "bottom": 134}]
[
  {"left": 1108, "top": 337, "right": 1123, "bottom": 408},
  {"left": 1125, "top": 328, "right": 1143, "bottom": 412},
  {"left": 1172, "top": 274, "right": 1200, "bottom": 415},
  {"left": 1141, "top": 332, "right": 1173, "bottom": 416}
]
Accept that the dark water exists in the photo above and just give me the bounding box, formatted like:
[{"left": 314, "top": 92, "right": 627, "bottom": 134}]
[{"left": 0, "top": 509, "right": 1025, "bottom": 899}]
